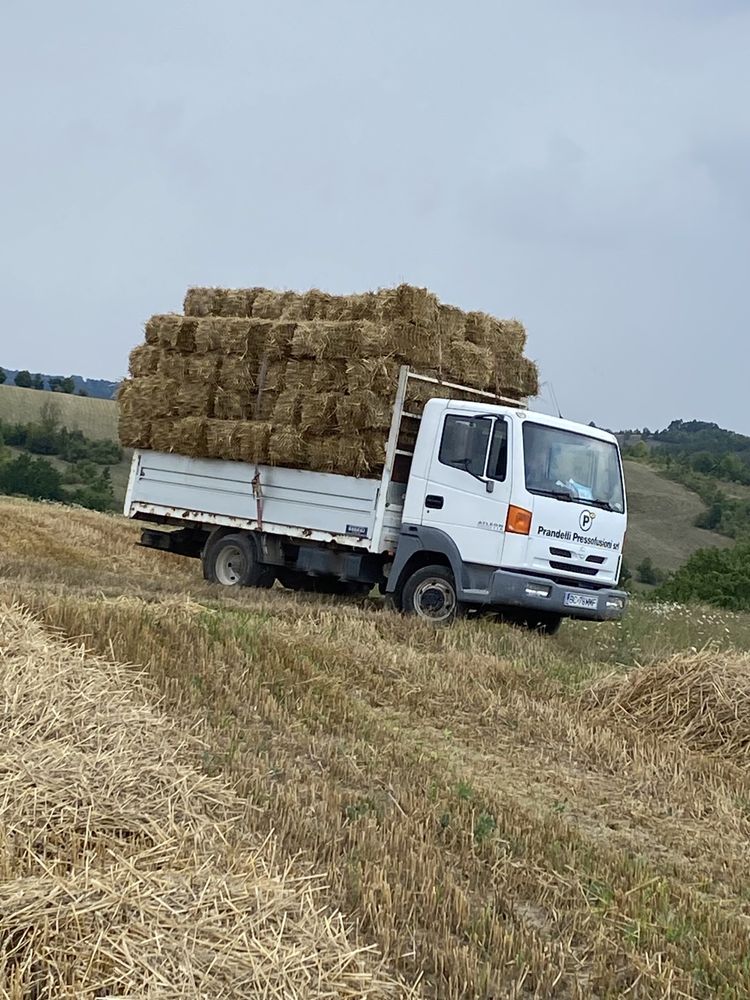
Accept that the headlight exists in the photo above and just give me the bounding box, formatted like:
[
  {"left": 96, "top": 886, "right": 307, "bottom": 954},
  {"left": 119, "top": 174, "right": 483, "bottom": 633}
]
[{"left": 605, "top": 596, "right": 625, "bottom": 610}]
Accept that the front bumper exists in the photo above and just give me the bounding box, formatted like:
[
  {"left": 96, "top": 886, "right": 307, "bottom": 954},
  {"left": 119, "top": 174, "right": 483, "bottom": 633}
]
[{"left": 476, "top": 568, "right": 627, "bottom": 621}]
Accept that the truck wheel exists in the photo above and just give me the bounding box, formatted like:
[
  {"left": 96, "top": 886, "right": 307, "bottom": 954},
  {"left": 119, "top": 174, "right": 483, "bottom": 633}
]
[
  {"left": 401, "top": 565, "right": 461, "bottom": 625},
  {"left": 203, "top": 533, "right": 274, "bottom": 589}
]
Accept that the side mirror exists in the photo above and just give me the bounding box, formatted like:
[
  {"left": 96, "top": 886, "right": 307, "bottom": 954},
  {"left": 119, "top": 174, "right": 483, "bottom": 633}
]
[{"left": 485, "top": 480, "right": 495, "bottom": 494}]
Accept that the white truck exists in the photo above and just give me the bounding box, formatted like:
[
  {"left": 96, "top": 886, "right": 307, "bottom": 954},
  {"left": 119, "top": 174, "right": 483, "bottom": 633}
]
[{"left": 125, "top": 367, "right": 628, "bottom": 632}]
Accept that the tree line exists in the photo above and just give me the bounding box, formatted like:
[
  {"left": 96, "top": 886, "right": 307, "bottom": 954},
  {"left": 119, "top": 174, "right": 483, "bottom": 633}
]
[{"left": 0, "top": 368, "right": 86, "bottom": 395}]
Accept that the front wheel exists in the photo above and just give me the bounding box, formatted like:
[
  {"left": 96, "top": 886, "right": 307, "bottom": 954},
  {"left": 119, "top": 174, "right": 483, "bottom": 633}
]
[
  {"left": 401, "top": 565, "right": 461, "bottom": 625},
  {"left": 203, "top": 533, "right": 275, "bottom": 588}
]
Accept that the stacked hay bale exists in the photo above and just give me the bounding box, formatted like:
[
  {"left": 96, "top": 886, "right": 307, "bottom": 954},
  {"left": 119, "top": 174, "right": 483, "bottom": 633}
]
[{"left": 119, "top": 285, "right": 538, "bottom": 477}]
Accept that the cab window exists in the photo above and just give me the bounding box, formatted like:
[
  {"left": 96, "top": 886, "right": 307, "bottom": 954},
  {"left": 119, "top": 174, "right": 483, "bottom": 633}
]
[{"left": 439, "top": 415, "right": 507, "bottom": 481}]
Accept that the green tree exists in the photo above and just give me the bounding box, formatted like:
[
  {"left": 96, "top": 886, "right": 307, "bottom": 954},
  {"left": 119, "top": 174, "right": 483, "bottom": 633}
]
[
  {"left": 31, "top": 373, "right": 45, "bottom": 390},
  {"left": 49, "top": 375, "right": 75, "bottom": 394},
  {"left": 0, "top": 452, "right": 64, "bottom": 501},
  {"left": 0, "top": 368, "right": 5, "bottom": 385},
  {"left": 636, "top": 557, "right": 664, "bottom": 586},
  {"left": 658, "top": 543, "right": 750, "bottom": 611},
  {"left": 14, "top": 370, "right": 32, "bottom": 388}
]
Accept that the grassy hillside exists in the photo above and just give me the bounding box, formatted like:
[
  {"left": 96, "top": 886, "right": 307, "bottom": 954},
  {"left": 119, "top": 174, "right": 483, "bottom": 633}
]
[
  {"left": 2, "top": 496, "right": 750, "bottom": 996},
  {"left": 623, "top": 460, "right": 733, "bottom": 572},
  {"left": 0, "top": 383, "right": 119, "bottom": 439},
  {"left": 0, "top": 383, "right": 131, "bottom": 507}
]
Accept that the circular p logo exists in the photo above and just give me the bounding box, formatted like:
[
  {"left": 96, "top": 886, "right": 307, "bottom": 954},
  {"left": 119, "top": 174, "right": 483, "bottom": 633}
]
[{"left": 579, "top": 510, "right": 595, "bottom": 532}]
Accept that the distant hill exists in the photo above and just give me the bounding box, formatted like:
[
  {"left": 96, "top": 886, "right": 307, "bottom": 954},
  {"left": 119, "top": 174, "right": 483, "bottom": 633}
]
[
  {"left": 0, "top": 368, "right": 118, "bottom": 400},
  {"left": 617, "top": 419, "right": 750, "bottom": 484},
  {"left": 0, "top": 384, "right": 130, "bottom": 506}
]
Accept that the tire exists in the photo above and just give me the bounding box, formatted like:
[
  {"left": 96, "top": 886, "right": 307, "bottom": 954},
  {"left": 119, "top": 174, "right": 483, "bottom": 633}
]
[
  {"left": 203, "top": 533, "right": 275, "bottom": 589},
  {"left": 401, "top": 565, "right": 461, "bottom": 625}
]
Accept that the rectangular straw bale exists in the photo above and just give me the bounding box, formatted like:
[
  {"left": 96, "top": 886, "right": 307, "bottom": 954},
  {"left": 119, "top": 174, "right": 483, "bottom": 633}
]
[
  {"left": 183, "top": 287, "right": 264, "bottom": 317},
  {"left": 448, "top": 342, "right": 494, "bottom": 389},
  {"left": 272, "top": 389, "right": 303, "bottom": 426},
  {"left": 172, "top": 416, "right": 209, "bottom": 456},
  {"left": 438, "top": 304, "right": 467, "bottom": 343},
  {"left": 492, "top": 318, "right": 526, "bottom": 353},
  {"left": 253, "top": 290, "right": 299, "bottom": 320},
  {"left": 325, "top": 320, "right": 388, "bottom": 360},
  {"left": 205, "top": 418, "right": 237, "bottom": 460},
  {"left": 268, "top": 426, "right": 307, "bottom": 466},
  {"left": 306, "top": 434, "right": 385, "bottom": 477},
  {"left": 217, "top": 358, "right": 256, "bottom": 394},
  {"left": 146, "top": 315, "right": 198, "bottom": 352},
  {"left": 205, "top": 419, "right": 272, "bottom": 462},
  {"left": 214, "top": 388, "right": 250, "bottom": 421},
  {"left": 327, "top": 292, "right": 379, "bottom": 321},
  {"left": 283, "top": 360, "right": 316, "bottom": 391},
  {"left": 118, "top": 410, "right": 152, "bottom": 449},
  {"left": 378, "top": 284, "right": 440, "bottom": 327},
  {"left": 300, "top": 392, "right": 340, "bottom": 432},
  {"left": 464, "top": 311, "right": 494, "bottom": 347},
  {"left": 149, "top": 418, "right": 177, "bottom": 453},
  {"left": 156, "top": 351, "right": 189, "bottom": 382},
  {"left": 176, "top": 381, "right": 216, "bottom": 418},
  {"left": 336, "top": 391, "right": 390, "bottom": 431},
  {"left": 290, "top": 321, "right": 329, "bottom": 359},
  {"left": 519, "top": 357, "right": 540, "bottom": 397},
  {"left": 344, "top": 357, "right": 400, "bottom": 394},
  {"left": 301, "top": 288, "right": 336, "bottom": 320},
  {"left": 265, "top": 321, "right": 298, "bottom": 360},
  {"left": 128, "top": 344, "right": 161, "bottom": 378},
  {"left": 122, "top": 374, "right": 180, "bottom": 419}
]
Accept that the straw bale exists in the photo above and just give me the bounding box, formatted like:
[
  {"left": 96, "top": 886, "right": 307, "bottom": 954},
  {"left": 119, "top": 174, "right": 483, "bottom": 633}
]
[
  {"left": 177, "top": 380, "right": 216, "bottom": 418},
  {"left": 306, "top": 434, "right": 386, "bottom": 477},
  {"left": 265, "top": 320, "right": 298, "bottom": 360},
  {"left": 272, "top": 388, "right": 303, "bottom": 426},
  {"left": 0, "top": 605, "right": 409, "bottom": 1000},
  {"left": 300, "top": 392, "right": 341, "bottom": 432},
  {"left": 438, "top": 304, "right": 467, "bottom": 342},
  {"left": 146, "top": 315, "right": 198, "bottom": 352},
  {"left": 128, "top": 343, "right": 161, "bottom": 378},
  {"left": 253, "top": 290, "right": 298, "bottom": 320},
  {"left": 156, "top": 350, "right": 189, "bottom": 382},
  {"left": 448, "top": 342, "right": 494, "bottom": 389},
  {"left": 519, "top": 356, "right": 540, "bottom": 397},
  {"left": 336, "top": 391, "right": 390, "bottom": 431},
  {"left": 291, "top": 320, "right": 329, "bottom": 359},
  {"left": 205, "top": 419, "right": 271, "bottom": 463},
  {"left": 268, "top": 425, "right": 308, "bottom": 466},
  {"left": 183, "top": 286, "right": 265, "bottom": 317},
  {"left": 214, "top": 387, "right": 251, "bottom": 421},
  {"left": 326, "top": 291, "right": 379, "bottom": 321},
  {"left": 378, "top": 284, "right": 439, "bottom": 327}
]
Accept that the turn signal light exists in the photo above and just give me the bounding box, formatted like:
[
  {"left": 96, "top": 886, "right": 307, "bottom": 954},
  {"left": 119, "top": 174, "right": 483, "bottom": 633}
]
[{"left": 505, "top": 505, "right": 532, "bottom": 535}]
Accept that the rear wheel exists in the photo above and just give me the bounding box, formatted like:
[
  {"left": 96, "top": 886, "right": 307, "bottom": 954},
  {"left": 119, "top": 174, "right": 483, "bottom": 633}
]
[
  {"left": 203, "top": 533, "right": 274, "bottom": 588},
  {"left": 401, "top": 565, "right": 461, "bottom": 625}
]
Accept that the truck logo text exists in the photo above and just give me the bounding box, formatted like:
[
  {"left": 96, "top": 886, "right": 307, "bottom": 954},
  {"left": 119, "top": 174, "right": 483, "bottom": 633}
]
[
  {"left": 579, "top": 510, "right": 595, "bottom": 531},
  {"left": 537, "top": 525, "right": 620, "bottom": 552}
]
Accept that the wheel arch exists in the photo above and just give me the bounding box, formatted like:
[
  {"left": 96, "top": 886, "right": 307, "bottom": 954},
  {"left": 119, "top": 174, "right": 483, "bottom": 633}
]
[{"left": 387, "top": 526, "right": 463, "bottom": 598}]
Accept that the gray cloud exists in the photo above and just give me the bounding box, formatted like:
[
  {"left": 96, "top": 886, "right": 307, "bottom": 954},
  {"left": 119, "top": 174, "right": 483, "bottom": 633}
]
[{"left": 0, "top": 0, "right": 749, "bottom": 432}]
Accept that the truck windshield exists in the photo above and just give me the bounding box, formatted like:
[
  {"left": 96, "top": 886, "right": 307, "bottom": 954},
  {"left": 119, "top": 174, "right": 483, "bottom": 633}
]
[{"left": 523, "top": 422, "right": 625, "bottom": 512}]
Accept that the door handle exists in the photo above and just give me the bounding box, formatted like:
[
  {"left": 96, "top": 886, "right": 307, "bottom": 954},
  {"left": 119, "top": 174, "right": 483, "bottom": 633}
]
[{"left": 425, "top": 494, "right": 444, "bottom": 509}]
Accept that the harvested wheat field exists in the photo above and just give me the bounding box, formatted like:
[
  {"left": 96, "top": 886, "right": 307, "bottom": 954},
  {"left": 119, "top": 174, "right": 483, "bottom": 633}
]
[
  {"left": 0, "top": 603, "right": 413, "bottom": 999},
  {"left": 119, "top": 284, "right": 538, "bottom": 476},
  {"left": 3, "top": 497, "right": 750, "bottom": 998}
]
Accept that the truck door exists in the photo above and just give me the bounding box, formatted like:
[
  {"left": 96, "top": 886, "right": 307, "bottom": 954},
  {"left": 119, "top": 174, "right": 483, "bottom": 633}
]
[{"left": 422, "top": 413, "right": 511, "bottom": 567}]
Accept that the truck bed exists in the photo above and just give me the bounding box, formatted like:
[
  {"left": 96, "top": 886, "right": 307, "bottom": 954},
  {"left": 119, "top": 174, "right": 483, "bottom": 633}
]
[{"left": 124, "top": 450, "right": 404, "bottom": 552}]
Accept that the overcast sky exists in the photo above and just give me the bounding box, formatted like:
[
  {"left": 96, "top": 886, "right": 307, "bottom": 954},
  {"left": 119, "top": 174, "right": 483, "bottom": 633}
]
[{"left": 1, "top": 1, "right": 749, "bottom": 432}]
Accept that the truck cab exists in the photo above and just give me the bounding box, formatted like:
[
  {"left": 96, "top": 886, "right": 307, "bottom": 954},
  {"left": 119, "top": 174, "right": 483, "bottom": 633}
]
[{"left": 387, "top": 398, "right": 627, "bottom": 631}]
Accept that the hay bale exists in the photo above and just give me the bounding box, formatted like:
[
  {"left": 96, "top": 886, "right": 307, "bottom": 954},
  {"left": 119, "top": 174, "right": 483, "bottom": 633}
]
[
  {"left": 146, "top": 315, "right": 198, "bottom": 352},
  {"left": 448, "top": 342, "right": 494, "bottom": 390},
  {"left": 253, "top": 290, "right": 298, "bottom": 320},
  {"left": 306, "top": 435, "right": 385, "bottom": 477},
  {"left": 268, "top": 426, "right": 307, "bottom": 466},
  {"left": 583, "top": 651, "right": 750, "bottom": 764},
  {"left": 378, "top": 284, "right": 439, "bottom": 327},
  {"left": 183, "top": 286, "right": 265, "bottom": 317},
  {"left": 519, "top": 357, "right": 539, "bottom": 397},
  {"left": 157, "top": 351, "right": 189, "bottom": 382},
  {"left": 336, "top": 391, "right": 390, "bottom": 431},
  {"left": 128, "top": 344, "right": 161, "bottom": 378},
  {"left": 300, "top": 392, "right": 340, "bottom": 432}
]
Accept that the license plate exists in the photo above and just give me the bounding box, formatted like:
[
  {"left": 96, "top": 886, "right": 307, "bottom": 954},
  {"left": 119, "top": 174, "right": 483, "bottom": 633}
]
[{"left": 564, "top": 592, "right": 598, "bottom": 610}]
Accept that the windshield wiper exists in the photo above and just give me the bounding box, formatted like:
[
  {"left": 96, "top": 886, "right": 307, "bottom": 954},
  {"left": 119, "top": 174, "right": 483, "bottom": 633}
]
[
  {"left": 589, "top": 498, "right": 618, "bottom": 512},
  {"left": 528, "top": 487, "right": 574, "bottom": 502}
]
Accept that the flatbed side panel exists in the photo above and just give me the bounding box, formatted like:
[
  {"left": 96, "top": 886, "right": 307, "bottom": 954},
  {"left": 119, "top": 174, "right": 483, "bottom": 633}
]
[{"left": 126, "top": 451, "right": 385, "bottom": 548}]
